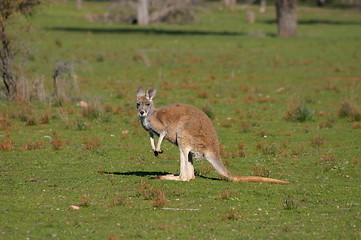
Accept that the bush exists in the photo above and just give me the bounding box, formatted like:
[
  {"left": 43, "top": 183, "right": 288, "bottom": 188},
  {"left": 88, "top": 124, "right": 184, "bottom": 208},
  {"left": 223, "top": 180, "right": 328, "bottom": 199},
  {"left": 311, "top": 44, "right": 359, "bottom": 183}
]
[
  {"left": 284, "top": 102, "right": 314, "bottom": 122},
  {"left": 338, "top": 100, "right": 361, "bottom": 121}
]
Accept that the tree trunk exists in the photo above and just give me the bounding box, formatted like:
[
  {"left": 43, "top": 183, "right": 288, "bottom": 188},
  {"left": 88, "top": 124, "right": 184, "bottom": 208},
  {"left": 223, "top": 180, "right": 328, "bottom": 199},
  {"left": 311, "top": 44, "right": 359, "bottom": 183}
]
[
  {"left": 275, "top": 0, "right": 297, "bottom": 37},
  {"left": 260, "top": 0, "right": 267, "bottom": 13},
  {"left": 223, "top": 0, "right": 236, "bottom": 9},
  {"left": 0, "top": 27, "right": 17, "bottom": 99},
  {"left": 137, "top": 0, "right": 149, "bottom": 25},
  {"left": 76, "top": 0, "right": 83, "bottom": 10}
]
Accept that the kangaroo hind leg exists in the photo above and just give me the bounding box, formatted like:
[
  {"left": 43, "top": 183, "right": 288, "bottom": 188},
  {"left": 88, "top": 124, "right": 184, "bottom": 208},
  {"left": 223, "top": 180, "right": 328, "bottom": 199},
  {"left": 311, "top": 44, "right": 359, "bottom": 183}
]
[
  {"left": 157, "top": 147, "right": 194, "bottom": 181},
  {"left": 179, "top": 147, "right": 195, "bottom": 181}
]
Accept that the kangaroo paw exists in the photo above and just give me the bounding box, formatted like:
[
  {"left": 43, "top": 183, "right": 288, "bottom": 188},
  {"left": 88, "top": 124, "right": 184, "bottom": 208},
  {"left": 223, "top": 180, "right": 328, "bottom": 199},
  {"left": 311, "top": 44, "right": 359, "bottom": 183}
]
[{"left": 154, "top": 150, "right": 163, "bottom": 157}]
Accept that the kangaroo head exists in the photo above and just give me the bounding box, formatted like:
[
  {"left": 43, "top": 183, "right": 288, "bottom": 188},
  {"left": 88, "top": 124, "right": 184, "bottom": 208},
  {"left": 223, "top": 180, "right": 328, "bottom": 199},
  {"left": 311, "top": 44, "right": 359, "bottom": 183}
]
[{"left": 136, "top": 87, "right": 156, "bottom": 117}]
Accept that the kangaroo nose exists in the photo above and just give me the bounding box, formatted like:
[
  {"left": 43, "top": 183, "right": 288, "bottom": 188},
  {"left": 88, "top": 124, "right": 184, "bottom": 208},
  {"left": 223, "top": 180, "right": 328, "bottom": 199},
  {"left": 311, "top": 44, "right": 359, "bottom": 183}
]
[{"left": 139, "top": 110, "right": 145, "bottom": 116}]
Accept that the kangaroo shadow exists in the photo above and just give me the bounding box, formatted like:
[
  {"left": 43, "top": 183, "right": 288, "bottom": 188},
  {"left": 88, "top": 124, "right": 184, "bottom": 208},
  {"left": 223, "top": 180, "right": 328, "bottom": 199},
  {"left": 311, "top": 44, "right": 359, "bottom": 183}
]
[
  {"left": 99, "top": 170, "right": 170, "bottom": 178},
  {"left": 47, "top": 26, "right": 246, "bottom": 37},
  {"left": 99, "top": 170, "right": 223, "bottom": 181}
]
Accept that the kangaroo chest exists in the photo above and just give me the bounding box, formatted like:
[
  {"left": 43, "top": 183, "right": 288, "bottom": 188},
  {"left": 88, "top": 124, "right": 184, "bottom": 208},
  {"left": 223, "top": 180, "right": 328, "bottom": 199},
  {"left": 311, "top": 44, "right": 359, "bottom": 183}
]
[
  {"left": 140, "top": 116, "right": 159, "bottom": 136},
  {"left": 140, "top": 116, "right": 151, "bottom": 130}
]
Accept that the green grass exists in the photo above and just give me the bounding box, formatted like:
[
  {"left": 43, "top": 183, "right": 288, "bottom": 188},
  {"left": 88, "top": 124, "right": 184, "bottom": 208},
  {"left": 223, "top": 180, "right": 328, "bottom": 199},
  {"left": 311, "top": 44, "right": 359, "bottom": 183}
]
[{"left": 1, "top": 1, "right": 360, "bottom": 239}]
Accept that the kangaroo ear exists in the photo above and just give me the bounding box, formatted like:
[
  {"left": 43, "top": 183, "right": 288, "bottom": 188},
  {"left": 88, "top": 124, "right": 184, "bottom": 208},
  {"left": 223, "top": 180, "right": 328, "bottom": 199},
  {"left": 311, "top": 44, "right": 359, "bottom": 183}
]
[
  {"left": 146, "top": 87, "right": 156, "bottom": 100},
  {"left": 137, "top": 87, "right": 145, "bottom": 98}
]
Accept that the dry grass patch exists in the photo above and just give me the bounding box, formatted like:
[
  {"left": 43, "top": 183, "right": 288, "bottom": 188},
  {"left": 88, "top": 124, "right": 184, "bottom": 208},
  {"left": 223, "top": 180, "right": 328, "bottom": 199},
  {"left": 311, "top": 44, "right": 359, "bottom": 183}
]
[
  {"left": 0, "top": 135, "right": 14, "bottom": 150},
  {"left": 51, "top": 137, "right": 64, "bottom": 150},
  {"left": 83, "top": 137, "right": 100, "bottom": 150},
  {"left": 255, "top": 141, "right": 279, "bottom": 156},
  {"left": 39, "top": 112, "right": 50, "bottom": 124},
  {"left": 197, "top": 91, "right": 209, "bottom": 99},
  {"left": 310, "top": 136, "right": 326, "bottom": 148},
  {"left": 338, "top": 100, "right": 361, "bottom": 121},
  {"left": 152, "top": 189, "right": 168, "bottom": 208},
  {"left": 79, "top": 196, "right": 91, "bottom": 207},
  {"left": 319, "top": 117, "right": 335, "bottom": 129},
  {"left": 221, "top": 209, "right": 243, "bottom": 220},
  {"left": 108, "top": 195, "right": 126, "bottom": 207},
  {"left": 24, "top": 141, "right": 45, "bottom": 151},
  {"left": 252, "top": 164, "right": 270, "bottom": 177},
  {"left": 320, "top": 154, "right": 337, "bottom": 172},
  {"left": 230, "top": 141, "right": 247, "bottom": 158},
  {"left": 217, "top": 189, "right": 236, "bottom": 200},
  {"left": 0, "top": 116, "right": 11, "bottom": 130}
]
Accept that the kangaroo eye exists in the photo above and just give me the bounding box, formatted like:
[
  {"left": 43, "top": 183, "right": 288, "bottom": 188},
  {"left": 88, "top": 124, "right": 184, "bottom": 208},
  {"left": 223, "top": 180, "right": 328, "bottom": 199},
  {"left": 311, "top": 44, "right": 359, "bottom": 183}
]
[
  {"left": 146, "top": 103, "right": 150, "bottom": 106},
  {"left": 136, "top": 103, "right": 140, "bottom": 107}
]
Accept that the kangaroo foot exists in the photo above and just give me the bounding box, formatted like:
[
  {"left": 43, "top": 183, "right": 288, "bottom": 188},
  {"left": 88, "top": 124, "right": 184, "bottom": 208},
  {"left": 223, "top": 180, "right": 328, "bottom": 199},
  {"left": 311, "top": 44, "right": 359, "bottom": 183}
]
[
  {"left": 156, "top": 174, "right": 191, "bottom": 181},
  {"left": 153, "top": 149, "right": 163, "bottom": 157}
]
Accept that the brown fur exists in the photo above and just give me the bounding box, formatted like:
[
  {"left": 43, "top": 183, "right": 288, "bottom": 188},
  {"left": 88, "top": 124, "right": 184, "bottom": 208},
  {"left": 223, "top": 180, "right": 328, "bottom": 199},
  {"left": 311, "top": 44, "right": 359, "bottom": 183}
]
[{"left": 136, "top": 87, "right": 288, "bottom": 184}]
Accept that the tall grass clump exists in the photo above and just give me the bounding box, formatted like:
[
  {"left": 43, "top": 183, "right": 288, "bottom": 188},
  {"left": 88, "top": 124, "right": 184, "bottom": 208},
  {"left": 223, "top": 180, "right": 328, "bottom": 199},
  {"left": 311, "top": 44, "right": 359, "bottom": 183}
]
[
  {"left": 281, "top": 197, "right": 298, "bottom": 210},
  {"left": 52, "top": 61, "right": 79, "bottom": 105},
  {"left": 338, "top": 100, "right": 361, "bottom": 121},
  {"left": 284, "top": 102, "right": 314, "bottom": 122},
  {"left": 81, "top": 99, "right": 104, "bottom": 120}
]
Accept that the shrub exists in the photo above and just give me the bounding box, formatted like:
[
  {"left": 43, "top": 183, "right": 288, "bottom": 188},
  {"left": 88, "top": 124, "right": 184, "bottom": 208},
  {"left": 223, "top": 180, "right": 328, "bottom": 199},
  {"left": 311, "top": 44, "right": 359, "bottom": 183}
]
[
  {"left": 284, "top": 102, "right": 314, "bottom": 122},
  {"left": 338, "top": 100, "right": 361, "bottom": 121}
]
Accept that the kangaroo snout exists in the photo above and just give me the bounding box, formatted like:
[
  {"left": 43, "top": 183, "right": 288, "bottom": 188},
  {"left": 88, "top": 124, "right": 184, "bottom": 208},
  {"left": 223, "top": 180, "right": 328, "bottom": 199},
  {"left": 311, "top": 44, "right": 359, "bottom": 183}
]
[{"left": 139, "top": 110, "right": 146, "bottom": 116}]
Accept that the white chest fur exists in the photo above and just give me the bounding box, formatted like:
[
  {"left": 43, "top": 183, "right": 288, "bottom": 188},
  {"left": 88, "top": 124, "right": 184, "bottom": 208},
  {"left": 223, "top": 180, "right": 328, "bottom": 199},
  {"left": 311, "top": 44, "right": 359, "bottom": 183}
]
[{"left": 140, "top": 116, "right": 151, "bottom": 131}]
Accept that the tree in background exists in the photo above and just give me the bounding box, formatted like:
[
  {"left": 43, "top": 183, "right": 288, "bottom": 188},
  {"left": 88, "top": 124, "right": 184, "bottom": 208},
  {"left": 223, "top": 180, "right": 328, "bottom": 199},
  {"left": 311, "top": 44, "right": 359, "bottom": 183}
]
[
  {"left": 76, "top": 0, "right": 83, "bottom": 10},
  {"left": 223, "top": 0, "right": 237, "bottom": 9},
  {"left": 275, "top": 0, "right": 297, "bottom": 37},
  {"left": 137, "top": 0, "right": 149, "bottom": 25},
  {"left": 0, "top": 0, "right": 40, "bottom": 100}
]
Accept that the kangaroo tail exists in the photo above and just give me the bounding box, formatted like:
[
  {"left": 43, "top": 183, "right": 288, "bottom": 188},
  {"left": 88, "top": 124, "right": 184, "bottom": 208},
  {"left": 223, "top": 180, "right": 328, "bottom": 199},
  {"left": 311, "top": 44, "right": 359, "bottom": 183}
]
[
  {"left": 205, "top": 152, "right": 289, "bottom": 184},
  {"left": 231, "top": 175, "right": 289, "bottom": 184}
]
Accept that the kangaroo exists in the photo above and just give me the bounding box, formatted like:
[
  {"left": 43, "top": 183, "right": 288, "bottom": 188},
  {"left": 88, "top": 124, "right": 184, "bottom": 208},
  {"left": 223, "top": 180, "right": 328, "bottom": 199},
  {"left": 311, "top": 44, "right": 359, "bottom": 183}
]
[{"left": 136, "top": 87, "right": 288, "bottom": 184}]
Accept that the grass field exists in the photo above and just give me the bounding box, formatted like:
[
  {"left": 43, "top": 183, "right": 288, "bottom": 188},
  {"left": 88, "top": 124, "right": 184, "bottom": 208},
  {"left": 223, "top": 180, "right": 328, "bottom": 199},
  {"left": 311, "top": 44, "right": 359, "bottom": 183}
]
[{"left": 1, "top": 1, "right": 360, "bottom": 239}]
